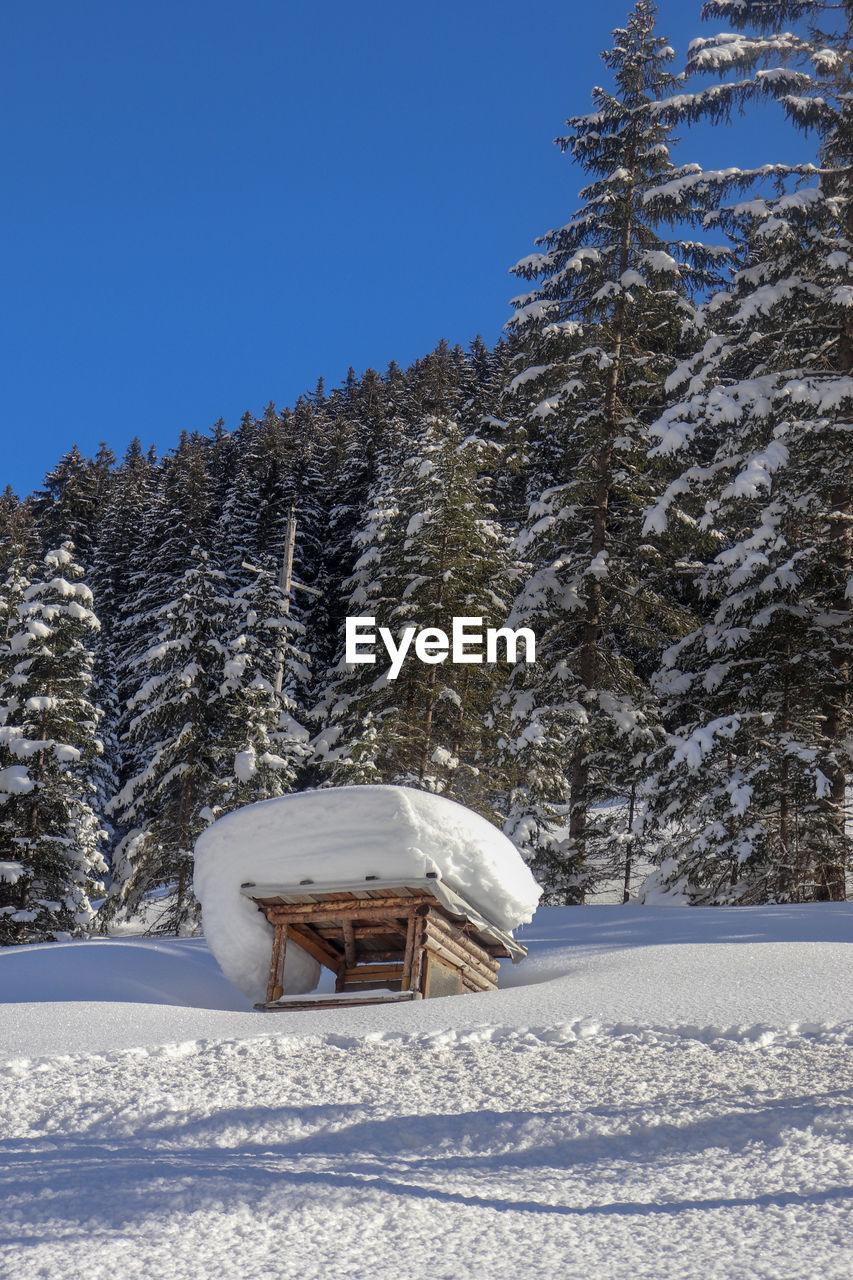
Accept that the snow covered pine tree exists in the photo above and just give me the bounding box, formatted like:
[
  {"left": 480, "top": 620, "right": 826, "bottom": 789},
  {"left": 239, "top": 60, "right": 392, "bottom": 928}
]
[
  {"left": 640, "top": 0, "right": 853, "bottom": 902},
  {"left": 0, "top": 544, "right": 107, "bottom": 943},
  {"left": 216, "top": 556, "right": 310, "bottom": 812},
  {"left": 316, "top": 409, "right": 515, "bottom": 817},
  {"left": 106, "top": 546, "right": 311, "bottom": 933},
  {"left": 105, "top": 549, "right": 230, "bottom": 933},
  {"left": 501, "top": 1, "right": 725, "bottom": 901}
]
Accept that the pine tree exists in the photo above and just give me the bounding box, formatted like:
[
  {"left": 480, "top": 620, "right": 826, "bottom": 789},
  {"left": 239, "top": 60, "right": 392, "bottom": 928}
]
[
  {"left": 303, "top": 367, "right": 396, "bottom": 714},
  {"left": 89, "top": 439, "right": 156, "bottom": 837},
  {"left": 500, "top": 1, "right": 722, "bottom": 901},
  {"left": 105, "top": 548, "right": 229, "bottom": 933},
  {"left": 30, "top": 445, "right": 115, "bottom": 569},
  {"left": 317, "top": 411, "right": 516, "bottom": 817},
  {"left": 638, "top": 0, "right": 853, "bottom": 902},
  {"left": 0, "top": 488, "right": 35, "bottom": 574},
  {"left": 215, "top": 557, "right": 310, "bottom": 811},
  {"left": 0, "top": 544, "right": 107, "bottom": 943}
]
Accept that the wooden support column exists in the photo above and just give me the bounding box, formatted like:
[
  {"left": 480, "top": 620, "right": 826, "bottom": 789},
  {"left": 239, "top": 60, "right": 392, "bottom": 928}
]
[
  {"left": 409, "top": 908, "right": 429, "bottom": 995},
  {"left": 342, "top": 918, "right": 356, "bottom": 967},
  {"left": 266, "top": 923, "right": 289, "bottom": 1003},
  {"left": 335, "top": 916, "right": 357, "bottom": 992},
  {"left": 401, "top": 915, "right": 416, "bottom": 991},
  {"left": 287, "top": 923, "right": 344, "bottom": 973}
]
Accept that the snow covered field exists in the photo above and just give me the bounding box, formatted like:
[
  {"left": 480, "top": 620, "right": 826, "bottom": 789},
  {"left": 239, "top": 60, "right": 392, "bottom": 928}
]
[{"left": 1, "top": 905, "right": 851, "bottom": 1279}]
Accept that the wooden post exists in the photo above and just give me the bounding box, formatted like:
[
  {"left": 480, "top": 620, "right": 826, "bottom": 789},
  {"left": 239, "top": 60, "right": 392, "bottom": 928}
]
[
  {"left": 266, "top": 923, "right": 288, "bottom": 1003},
  {"left": 401, "top": 915, "right": 416, "bottom": 991},
  {"left": 409, "top": 909, "right": 429, "bottom": 995},
  {"left": 342, "top": 917, "right": 356, "bottom": 968}
]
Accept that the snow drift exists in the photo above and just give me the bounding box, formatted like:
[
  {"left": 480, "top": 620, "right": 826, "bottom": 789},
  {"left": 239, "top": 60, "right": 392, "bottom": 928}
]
[{"left": 194, "top": 784, "right": 541, "bottom": 1003}]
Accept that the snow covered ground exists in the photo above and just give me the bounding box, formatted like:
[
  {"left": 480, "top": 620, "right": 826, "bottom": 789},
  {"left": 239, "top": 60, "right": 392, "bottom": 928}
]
[{"left": 1, "top": 904, "right": 851, "bottom": 1279}]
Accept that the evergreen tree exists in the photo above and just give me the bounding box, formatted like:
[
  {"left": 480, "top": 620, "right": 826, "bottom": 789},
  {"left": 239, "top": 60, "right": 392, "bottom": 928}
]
[
  {"left": 0, "top": 544, "right": 107, "bottom": 943},
  {"left": 500, "top": 1, "right": 722, "bottom": 900},
  {"left": 30, "top": 445, "right": 115, "bottom": 569},
  {"left": 105, "top": 548, "right": 229, "bottom": 933},
  {"left": 0, "top": 487, "right": 35, "bottom": 574},
  {"left": 89, "top": 438, "right": 156, "bottom": 820},
  {"left": 317, "top": 412, "right": 516, "bottom": 817},
  {"left": 216, "top": 558, "right": 311, "bottom": 811},
  {"left": 303, "top": 367, "right": 395, "bottom": 701},
  {"left": 639, "top": 0, "right": 853, "bottom": 901}
]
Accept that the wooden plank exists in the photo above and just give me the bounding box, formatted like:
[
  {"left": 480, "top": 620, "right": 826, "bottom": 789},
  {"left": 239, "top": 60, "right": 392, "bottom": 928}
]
[
  {"left": 253, "top": 889, "right": 431, "bottom": 910},
  {"left": 265, "top": 900, "right": 421, "bottom": 922},
  {"left": 353, "top": 923, "right": 409, "bottom": 937},
  {"left": 254, "top": 991, "right": 423, "bottom": 1012},
  {"left": 343, "top": 963, "right": 405, "bottom": 982},
  {"left": 266, "top": 923, "right": 288, "bottom": 1003},
  {"left": 287, "top": 924, "right": 344, "bottom": 973},
  {"left": 401, "top": 915, "right": 416, "bottom": 991},
  {"left": 343, "top": 950, "right": 405, "bottom": 963}
]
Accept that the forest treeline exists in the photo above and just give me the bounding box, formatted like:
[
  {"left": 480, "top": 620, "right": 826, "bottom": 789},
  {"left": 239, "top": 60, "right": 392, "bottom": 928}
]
[{"left": 1, "top": 0, "right": 851, "bottom": 941}]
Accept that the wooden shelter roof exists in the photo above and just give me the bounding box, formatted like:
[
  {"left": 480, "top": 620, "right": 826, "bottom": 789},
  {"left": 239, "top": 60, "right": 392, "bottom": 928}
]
[{"left": 239, "top": 874, "right": 528, "bottom": 963}]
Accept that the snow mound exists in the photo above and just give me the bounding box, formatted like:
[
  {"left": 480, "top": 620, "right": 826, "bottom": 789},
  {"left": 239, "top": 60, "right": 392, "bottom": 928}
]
[{"left": 194, "top": 785, "right": 542, "bottom": 1003}]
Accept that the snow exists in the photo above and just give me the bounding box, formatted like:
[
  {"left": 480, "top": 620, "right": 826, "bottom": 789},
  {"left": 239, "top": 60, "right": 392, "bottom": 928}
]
[
  {"left": 0, "top": 765, "right": 34, "bottom": 796},
  {"left": 0, "top": 904, "right": 851, "bottom": 1279},
  {"left": 233, "top": 748, "right": 256, "bottom": 782},
  {"left": 194, "top": 786, "right": 542, "bottom": 1002}
]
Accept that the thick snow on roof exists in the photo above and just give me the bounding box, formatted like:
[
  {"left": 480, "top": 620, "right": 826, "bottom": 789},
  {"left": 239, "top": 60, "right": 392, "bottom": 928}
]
[{"left": 194, "top": 785, "right": 542, "bottom": 1002}]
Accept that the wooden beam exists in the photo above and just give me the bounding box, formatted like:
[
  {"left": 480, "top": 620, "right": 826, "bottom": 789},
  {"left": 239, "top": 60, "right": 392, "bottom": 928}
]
[
  {"left": 287, "top": 923, "right": 344, "bottom": 973},
  {"left": 460, "top": 970, "right": 495, "bottom": 993},
  {"left": 342, "top": 918, "right": 356, "bottom": 967},
  {"left": 342, "top": 963, "right": 404, "bottom": 983},
  {"left": 401, "top": 915, "right": 416, "bottom": 991},
  {"left": 264, "top": 900, "right": 421, "bottom": 923},
  {"left": 266, "top": 923, "right": 288, "bottom": 1002},
  {"left": 255, "top": 991, "right": 423, "bottom": 1011},
  {"left": 343, "top": 950, "right": 405, "bottom": 963},
  {"left": 425, "top": 909, "right": 500, "bottom": 970},
  {"left": 353, "top": 923, "right": 409, "bottom": 938},
  {"left": 423, "top": 931, "right": 497, "bottom": 989},
  {"left": 423, "top": 921, "right": 499, "bottom": 981}
]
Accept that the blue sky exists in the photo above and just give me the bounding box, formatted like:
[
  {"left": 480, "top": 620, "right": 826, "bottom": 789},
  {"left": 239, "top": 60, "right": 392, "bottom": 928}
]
[{"left": 1, "top": 0, "right": 809, "bottom": 497}]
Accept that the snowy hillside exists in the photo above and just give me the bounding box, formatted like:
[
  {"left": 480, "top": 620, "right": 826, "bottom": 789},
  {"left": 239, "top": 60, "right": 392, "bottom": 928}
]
[{"left": 1, "top": 904, "right": 851, "bottom": 1279}]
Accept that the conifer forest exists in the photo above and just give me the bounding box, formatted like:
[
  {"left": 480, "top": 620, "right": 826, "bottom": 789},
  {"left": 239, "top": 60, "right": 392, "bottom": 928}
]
[{"left": 2, "top": 0, "right": 852, "bottom": 942}]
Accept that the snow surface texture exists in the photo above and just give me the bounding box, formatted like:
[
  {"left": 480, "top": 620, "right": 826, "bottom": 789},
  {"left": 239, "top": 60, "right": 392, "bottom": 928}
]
[
  {"left": 193, "top": 785, "right": 542, "bottom": 1002},
  {"left": 1, "top": 904, "right": 852, "bottom": 1279}
]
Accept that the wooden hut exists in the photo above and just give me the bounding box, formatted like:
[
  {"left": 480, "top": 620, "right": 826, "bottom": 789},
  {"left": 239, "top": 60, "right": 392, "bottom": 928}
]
[{"left": 241, "top": 873, "right": 528, "bottom": 1010}]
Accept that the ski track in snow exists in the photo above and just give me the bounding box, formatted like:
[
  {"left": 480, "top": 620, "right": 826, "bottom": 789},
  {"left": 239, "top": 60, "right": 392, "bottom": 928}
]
[{"left": 0, "top": 905, "right": 851, "bottom": 1279}]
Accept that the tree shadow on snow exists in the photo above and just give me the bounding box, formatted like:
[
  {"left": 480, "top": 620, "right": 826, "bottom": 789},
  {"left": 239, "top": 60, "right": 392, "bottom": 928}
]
[{"left": 1, "top": 1091, "right": 851, "bottom": 1239}]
